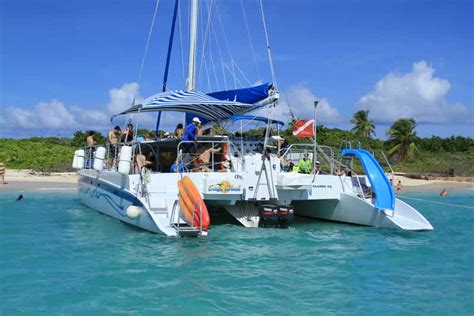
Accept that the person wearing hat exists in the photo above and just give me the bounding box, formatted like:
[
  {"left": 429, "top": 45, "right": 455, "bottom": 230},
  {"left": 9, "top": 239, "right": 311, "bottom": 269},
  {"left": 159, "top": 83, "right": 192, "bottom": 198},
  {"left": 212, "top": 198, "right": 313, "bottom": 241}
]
[
  {"left": 184, "top": 117, "right": 201, "bottom": 141},
  {"left": 182, "top": 117, "right": 202, "bottom": 166}
]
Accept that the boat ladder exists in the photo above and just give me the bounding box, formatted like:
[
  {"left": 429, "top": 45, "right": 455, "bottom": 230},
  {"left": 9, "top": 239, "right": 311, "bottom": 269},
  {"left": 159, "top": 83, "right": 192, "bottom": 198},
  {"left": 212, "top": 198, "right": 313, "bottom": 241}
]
[{"left": 170, "top": 200, "right": 205, "bottom": 237}]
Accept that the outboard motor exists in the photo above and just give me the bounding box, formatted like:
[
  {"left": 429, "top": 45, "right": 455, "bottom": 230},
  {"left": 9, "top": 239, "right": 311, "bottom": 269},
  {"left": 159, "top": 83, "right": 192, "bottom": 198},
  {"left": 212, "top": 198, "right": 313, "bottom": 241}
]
[
  {"left": 277, "top": 205, "right": 294, "bottom": 229},
  {"left": 258, "top": 204, "right": 278, "bottom": 228}
]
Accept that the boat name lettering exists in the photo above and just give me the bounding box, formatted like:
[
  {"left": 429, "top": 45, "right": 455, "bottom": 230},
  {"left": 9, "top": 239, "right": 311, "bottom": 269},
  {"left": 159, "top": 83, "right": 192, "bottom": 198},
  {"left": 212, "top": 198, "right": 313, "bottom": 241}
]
[{"left": 313, "top": 184, "right": 332, "bottom": 188}]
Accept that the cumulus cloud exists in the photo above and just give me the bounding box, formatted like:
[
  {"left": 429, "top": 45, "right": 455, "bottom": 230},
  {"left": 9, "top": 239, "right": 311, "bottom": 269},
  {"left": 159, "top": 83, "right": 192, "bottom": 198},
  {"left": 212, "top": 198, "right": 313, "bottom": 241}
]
[
  {"left": 107, "top": 82, "right": 140, "bottom": 114},
  {"left": 357, "top": 61, "right": 473, "bottom": 124},
  {"left": 255, "top": 85, "right": 342, "bottom": 125},
  {"left": 1, "top": 82, "right": 142, "bottom": 133}
]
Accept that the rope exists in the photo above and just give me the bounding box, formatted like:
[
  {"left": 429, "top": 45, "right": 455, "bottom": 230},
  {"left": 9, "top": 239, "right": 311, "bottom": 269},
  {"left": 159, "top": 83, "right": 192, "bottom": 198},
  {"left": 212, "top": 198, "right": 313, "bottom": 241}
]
[
  {"left": 398, "top": 195, "right": 474, "bottom": 210},
  {"left": 197, "top": 0, "right": 214, "bottom": 90},
  {"left": 258, "top": 0, "right": 278, "bottom": 90},
  {"left": 240, "top": 0, "right": 261, "bottom": 80},
  {"left": 137, "top": 0, "right": 161, "bottom": 86}
]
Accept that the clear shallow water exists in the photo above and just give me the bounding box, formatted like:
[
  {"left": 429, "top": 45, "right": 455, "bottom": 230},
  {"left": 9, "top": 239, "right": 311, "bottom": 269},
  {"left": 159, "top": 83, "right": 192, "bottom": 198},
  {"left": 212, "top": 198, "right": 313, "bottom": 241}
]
[{"left": 1, "top": 189, "right": 473, "bottom": 315}]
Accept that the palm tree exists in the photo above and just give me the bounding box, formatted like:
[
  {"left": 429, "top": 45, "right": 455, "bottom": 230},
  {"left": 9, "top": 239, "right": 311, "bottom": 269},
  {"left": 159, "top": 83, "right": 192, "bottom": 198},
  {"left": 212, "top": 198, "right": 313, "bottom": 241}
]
[
  {"left": 350, "top": 110, "right": 375, "bottom": 138},
  {"left": 386, "top": 118, "right": 418, "bottom": 162}
]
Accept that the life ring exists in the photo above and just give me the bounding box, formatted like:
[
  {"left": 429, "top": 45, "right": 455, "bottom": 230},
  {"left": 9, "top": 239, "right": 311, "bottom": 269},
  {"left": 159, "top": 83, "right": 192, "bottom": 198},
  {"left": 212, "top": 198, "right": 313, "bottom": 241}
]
[{"left": 177, "top": 176, "right": 210, "bottom": 230}]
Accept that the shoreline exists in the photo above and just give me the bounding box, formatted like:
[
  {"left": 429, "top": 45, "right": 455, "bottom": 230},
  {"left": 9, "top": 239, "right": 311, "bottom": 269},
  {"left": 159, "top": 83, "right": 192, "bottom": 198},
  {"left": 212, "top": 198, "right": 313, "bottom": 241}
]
[
  {"left": 0, "top": 169, "right": 78, "bottom": 191},
  {"left": 0, "top": 169, "right": 472, "bottom": 192}
]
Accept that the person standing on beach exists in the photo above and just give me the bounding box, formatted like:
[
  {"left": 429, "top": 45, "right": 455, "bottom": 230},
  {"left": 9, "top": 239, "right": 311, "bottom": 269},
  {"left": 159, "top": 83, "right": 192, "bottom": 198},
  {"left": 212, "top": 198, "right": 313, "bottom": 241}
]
[
  {"left": 397, "top": 180, "right": 403, "bottom": 191},
  {"left": 0, "top": 162, "right": 5, "bottom": 184}
]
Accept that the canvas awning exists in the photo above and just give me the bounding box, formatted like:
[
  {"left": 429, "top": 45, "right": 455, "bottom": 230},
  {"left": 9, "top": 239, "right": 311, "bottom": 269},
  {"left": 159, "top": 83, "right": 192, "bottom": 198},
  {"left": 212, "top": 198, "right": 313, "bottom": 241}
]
[{"left": 117, "top": 90, "right": 262, "bottom": 122}]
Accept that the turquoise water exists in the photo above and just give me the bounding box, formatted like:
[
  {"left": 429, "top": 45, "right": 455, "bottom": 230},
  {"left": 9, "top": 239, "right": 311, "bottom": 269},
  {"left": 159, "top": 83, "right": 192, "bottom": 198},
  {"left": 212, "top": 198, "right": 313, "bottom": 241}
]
[{"left": 1, "top": 189, "right": 473, "bottom": 315}]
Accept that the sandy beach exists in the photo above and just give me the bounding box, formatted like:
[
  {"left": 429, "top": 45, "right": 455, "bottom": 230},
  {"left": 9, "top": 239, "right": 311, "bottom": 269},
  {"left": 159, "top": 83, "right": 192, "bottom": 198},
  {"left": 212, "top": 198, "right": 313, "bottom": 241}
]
[
  {"left": 0, "top": 169, "right": 472, "bottom": 192},
  {"left": 0, "top": 169, "right": 78, "bottom": 190}
]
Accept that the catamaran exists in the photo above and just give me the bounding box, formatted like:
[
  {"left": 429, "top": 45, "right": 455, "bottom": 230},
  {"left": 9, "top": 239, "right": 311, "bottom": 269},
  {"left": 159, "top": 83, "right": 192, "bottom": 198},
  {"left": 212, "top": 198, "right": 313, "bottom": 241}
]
[{"left": 72, "top": 0, "right": 433, "bottom": 237}]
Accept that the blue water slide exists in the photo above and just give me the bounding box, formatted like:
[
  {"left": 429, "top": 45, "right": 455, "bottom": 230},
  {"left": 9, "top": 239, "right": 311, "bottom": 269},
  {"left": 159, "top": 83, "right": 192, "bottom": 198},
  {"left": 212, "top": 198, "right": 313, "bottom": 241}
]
[{"left": 341, "top": 149, "right": 395, "bottom": 210}]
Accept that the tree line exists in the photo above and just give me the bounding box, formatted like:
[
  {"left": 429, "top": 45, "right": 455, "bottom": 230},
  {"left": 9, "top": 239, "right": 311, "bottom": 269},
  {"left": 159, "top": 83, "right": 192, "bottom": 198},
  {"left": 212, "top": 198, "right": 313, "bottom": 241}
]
[{"left": 0, "top": 113, "right": 472, "bottom": 175}]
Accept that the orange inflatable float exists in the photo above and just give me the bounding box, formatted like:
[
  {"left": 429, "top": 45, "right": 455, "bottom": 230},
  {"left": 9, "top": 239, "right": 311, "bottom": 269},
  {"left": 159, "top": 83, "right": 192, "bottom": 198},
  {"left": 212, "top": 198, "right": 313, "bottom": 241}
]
[{"left": 178, "top": 176, "right": 210, "bottom": 230}]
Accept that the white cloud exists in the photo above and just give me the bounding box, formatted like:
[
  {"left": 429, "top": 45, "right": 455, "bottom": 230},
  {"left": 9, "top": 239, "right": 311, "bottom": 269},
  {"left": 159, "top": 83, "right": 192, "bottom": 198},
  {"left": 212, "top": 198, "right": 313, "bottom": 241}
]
[
  {"left": 257, "top": 85, "right": 342, "bottom": 125},
  {"left": 357, "top": 61, "right": 473, "bottom": 124},
  {"left": 1, "top": 82, "right": 142, "bottom": 133},
  {"left": 107, "top": 82, "right": 141, "bottom": 114}
]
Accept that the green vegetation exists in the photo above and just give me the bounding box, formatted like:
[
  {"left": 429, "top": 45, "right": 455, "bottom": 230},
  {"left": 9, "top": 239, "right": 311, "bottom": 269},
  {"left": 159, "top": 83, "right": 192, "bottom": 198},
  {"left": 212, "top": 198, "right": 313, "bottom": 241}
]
[
  {"left": 0, "top": 117, "right": 473, "bottom": 177},
  {"left": 350, "top": 110, "right": 375, "bottom": 138},
  {"left": 386, "top": 118, "right": 418, "bottom": 163},
  {"left": 0, "top": 137, "right": 76, "bottom": 172}
]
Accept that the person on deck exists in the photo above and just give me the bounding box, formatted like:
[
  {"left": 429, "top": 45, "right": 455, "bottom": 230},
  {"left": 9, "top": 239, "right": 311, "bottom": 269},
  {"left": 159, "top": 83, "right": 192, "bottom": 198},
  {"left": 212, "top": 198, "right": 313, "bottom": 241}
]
[
  {"left": 181, "top": 117, "right": 201, "bottom": 168},
  {"left": 174, "top": 123, "right": 184, "bottom": 138},
  {"left": 108, "top": 126, "right": 121, "bottom": 144},
  {"left": 292, "top": 154, "right": 312, "bottom": 174},
  {"left": 86, "top": 131, "right": 95, "bottom": 148},
  {"left": 122, "top": 123, "right": 134, "bottom": 143},
  {"left": 183, "top": 117, "right": 201, "bottom": 146}
]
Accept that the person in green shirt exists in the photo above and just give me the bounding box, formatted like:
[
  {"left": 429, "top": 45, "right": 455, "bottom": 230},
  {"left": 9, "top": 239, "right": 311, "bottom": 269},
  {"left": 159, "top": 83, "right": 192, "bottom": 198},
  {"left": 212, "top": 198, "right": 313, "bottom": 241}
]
[{"left": 292, "top": 154, "right": 312, "bottom": 174}]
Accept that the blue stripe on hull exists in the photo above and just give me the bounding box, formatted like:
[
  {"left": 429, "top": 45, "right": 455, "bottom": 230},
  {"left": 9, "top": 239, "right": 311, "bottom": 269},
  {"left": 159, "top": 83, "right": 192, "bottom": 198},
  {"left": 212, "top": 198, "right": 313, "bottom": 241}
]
[{"left": 78, "top": 176, "right": 159, "bottom": 233}]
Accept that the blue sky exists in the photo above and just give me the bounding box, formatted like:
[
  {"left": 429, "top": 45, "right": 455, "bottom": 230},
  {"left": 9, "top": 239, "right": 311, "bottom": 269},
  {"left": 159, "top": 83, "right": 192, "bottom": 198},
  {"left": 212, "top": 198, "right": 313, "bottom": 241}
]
[{"left": 1, "top": 0, "right": 473, "bottom": 138}]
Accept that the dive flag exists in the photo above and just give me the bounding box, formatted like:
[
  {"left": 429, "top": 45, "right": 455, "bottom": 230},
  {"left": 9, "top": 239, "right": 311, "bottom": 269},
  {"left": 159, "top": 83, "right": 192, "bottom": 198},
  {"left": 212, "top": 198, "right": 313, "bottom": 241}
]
[{"left": 292, "top": 119, "right": 315, "bottom": 138}]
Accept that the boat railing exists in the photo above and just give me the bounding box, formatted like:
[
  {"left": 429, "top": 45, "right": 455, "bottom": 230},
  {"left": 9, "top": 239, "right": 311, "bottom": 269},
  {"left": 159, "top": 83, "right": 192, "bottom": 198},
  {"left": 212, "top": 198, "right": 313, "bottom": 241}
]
[
  {"left": 372, "top": 149, "right": 395, "bottom": 184},
  {"left": 80, "top": 140, "right": 141, "bottom": 172},
  {"left": 176, "top": 138, "right": 239, "bottom": 173},
  {"left": 280, "top": 143, "right": 335, "bottom": 174},
  {"left": 170, "top": 198, "right": 204, "bottom": 237},
  {"left": 332, "top": 158, "right": 368, "bottom": 199}
]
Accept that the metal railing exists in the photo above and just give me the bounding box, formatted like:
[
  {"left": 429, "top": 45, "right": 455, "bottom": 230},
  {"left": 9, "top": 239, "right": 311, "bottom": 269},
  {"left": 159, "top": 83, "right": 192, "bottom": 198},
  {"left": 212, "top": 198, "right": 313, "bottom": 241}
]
[
  {"left": 280, "top": 143, "right": 335, "bottom": 175},
  {"left": 170, "top": 198, "right": 204, "bottom": 237},
  {"left": 176, "top": 138, "right": 240, "bottom": 173}
]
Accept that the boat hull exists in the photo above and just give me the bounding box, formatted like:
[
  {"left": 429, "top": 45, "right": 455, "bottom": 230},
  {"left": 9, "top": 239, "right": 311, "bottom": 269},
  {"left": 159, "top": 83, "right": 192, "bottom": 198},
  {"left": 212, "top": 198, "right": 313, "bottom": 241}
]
[
  {"left": 292, "top": 192, "right": 433, "bottom": 231},
  {"left": 78, "top": 175, "right": 161, "bottom": 233}
]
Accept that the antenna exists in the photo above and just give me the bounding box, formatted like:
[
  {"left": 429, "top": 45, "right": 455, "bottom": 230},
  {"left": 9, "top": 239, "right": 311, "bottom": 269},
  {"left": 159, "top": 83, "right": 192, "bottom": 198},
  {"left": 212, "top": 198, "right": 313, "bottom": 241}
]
[{"left": 285, "top": 92, "right": 296, "bottom": 122}]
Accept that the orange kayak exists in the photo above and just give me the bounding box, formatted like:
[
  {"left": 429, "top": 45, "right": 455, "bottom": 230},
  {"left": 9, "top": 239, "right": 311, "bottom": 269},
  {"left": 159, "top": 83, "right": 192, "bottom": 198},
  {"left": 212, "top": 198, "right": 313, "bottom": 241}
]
[{"left": 178, "top": 176, "right": 210, "bottom": 230}]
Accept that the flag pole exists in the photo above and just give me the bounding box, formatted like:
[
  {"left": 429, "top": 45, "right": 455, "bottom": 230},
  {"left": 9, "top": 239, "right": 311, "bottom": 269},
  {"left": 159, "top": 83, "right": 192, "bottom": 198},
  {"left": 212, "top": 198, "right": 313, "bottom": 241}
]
[{"left": 313, "top": 100, "right": 319, "bottom": 173}]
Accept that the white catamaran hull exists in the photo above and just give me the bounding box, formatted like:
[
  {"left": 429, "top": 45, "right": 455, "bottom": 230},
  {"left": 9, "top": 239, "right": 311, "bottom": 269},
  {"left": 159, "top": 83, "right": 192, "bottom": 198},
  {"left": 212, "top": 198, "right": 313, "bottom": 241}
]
[{"left": 292, "top": 192, "right": 433, "bottom": 231}]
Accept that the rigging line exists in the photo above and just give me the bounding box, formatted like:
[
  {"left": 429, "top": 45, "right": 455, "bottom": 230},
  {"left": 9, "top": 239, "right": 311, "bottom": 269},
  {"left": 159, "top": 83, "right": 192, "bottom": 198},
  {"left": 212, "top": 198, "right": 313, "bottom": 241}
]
[
  {"left": 178, "top": 0, "right": 185, "bottom": 82},
  {"left": 197, "top": 0, "right": 205, "bottom": 88},
  {"left": 231, "top": 59, "right": 237, "bottom": 88},
  {"left": 240, "top": 0, "right": 261, "bottom": 80},
  {"left": 232, "top": 58, "right": 252, "bottom": 86},
  {"left": 203, "top": 53, "right": 212, "bottom": 92},
  {"left": 137, "top": 0, "right": 161, "bottom": 87},
  {"left": 257, "top": 0, "right": 278, "bottom": 90},
  {"left": 221, "top": 60, "right": 228, "bottom": 90},
  {"left": 214, "top": 2, "right": 237, "bottom": 77},
  {"left": 397, "top": 195, "right": 474, "bottom": 210},
  {"left": 208, "top": 28, "right": 221, "bottom": 91},
  {"left": 210, "top": 17, "right": 228, "bottom": 90},
  {"left": 197, "top": 0, "right": 214, "bottom": 90},
  {"left": 222, "top": 62, "right": 244, "bottom": 88}
]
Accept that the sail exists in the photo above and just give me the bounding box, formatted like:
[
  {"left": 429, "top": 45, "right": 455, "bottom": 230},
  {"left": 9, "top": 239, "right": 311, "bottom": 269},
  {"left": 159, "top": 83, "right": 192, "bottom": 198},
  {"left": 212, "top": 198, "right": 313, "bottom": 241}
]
[{"left": 208, "top": 83, "right": 273, "bottom": 104}]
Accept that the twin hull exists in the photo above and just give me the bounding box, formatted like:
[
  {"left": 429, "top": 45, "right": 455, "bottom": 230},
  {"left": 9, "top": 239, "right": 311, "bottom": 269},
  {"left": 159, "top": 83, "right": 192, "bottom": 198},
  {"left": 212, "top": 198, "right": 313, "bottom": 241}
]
[{"left": 78, "top": 169, "right": 433, "bottom": 236}]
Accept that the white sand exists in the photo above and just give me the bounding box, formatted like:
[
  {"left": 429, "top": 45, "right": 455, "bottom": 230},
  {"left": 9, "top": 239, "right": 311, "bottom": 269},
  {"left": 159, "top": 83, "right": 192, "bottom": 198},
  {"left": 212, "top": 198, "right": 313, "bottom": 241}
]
[
  {"left": 0, "top": 169, "right": 471, "bottom": 191},
  {"left": 0, "top": 169, "right": 78, "bottom": 190}
]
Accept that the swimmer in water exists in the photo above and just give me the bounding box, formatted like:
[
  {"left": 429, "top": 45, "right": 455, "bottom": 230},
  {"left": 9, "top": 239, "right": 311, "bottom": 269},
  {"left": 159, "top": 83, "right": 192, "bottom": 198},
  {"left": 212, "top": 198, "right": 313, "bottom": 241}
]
[
  {"left": 16, "top": 194, "right": 24, "bottom": 201},
  {"left": 440, "top": 189, "right": 448, "bottom": 197}
]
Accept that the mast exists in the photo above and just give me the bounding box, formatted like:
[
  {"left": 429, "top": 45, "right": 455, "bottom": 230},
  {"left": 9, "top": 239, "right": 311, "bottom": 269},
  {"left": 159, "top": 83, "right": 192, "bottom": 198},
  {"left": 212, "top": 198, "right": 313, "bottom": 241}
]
[{"left": 186, "top": 0, "right": 199, "bottom": 90}]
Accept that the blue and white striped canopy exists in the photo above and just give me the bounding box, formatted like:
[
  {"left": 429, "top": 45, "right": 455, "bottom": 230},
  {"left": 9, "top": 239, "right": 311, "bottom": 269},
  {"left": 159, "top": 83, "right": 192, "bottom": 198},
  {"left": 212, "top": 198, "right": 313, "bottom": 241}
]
[{"left": 119, "top": 90, "right": 261, "bottom": 122}]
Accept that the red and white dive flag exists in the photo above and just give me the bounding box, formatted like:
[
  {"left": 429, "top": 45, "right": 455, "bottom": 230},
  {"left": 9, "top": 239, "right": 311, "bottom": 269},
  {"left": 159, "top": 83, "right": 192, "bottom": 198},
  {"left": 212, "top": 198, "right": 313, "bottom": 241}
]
[{"left": 292, "top": 119, "right": 315, "bottom": 138}]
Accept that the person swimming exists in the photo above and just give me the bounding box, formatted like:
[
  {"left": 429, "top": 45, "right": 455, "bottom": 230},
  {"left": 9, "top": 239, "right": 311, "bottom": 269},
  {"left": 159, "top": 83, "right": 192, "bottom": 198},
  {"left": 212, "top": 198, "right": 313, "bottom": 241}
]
[{"left": 440, "top": 189, "right": 448, "bottom": 197}]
